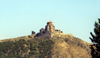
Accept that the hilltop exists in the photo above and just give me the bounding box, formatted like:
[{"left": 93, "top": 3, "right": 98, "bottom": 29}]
[{"left": 0, "top": 21, "right": 91, "bottom": 58}]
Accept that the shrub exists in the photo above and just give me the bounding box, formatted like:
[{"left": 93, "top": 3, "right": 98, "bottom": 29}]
[{"left": 29, "top": 51, "right": 37, "bottom": 56}]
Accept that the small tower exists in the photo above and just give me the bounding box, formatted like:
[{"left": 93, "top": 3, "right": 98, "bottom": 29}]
[{"left": 45, "top": 21, "right": 55, "bottom": 33}]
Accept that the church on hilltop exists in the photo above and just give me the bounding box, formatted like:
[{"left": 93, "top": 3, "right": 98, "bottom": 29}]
[{"left": 32, "top": 21, "right": 62, "bottom": 38}]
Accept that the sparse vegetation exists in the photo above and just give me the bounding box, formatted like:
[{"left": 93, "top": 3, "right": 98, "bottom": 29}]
[
  {"left": 0, "top": 31, "right": 91, "bottom": 58},
  {"left": 0, "top": 38, "right": 55, "bottom": 58}
]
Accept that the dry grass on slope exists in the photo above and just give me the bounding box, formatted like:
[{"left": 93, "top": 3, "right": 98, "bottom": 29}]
[{"left": 51, "top": 36, "right": 91, "bottom": 58}]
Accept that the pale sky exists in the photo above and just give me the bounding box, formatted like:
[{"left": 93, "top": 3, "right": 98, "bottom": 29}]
[{"left": 0, "top": 0, "right": 100, "bottom": 43}]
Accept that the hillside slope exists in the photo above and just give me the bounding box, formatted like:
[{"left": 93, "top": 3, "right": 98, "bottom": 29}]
[{"left": 0, "top": 32, "right": 91, "bottom": 58}]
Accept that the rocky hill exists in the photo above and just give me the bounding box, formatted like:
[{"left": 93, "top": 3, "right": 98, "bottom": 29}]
[{"left": 0, "top": 21, "right": 91, "bottom": 58}]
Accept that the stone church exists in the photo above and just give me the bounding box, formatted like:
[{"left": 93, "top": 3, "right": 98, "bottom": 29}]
[
  {"left": 45, "top": 21, "right": 55, "bottom": 33},
  {"left": 32, "top": 21, "right": 62, "bottom": 37}
]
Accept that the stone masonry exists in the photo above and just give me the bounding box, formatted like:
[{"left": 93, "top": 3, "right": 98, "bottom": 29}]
[
  {"left": 45, "top": 21, "right": 55, "bottom": 33},
  {"left": 34, "top": 21, "right": 62, "bottom": 38}
]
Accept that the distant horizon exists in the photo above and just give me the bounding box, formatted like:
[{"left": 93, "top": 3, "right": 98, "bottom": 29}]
[{"left": 0, "top": 0, "right": 100, "bottom": 43}]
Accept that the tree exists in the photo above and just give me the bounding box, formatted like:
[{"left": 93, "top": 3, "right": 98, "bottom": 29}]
[{"left": 89, "top": 18, "right": 100, "bottom": 58}]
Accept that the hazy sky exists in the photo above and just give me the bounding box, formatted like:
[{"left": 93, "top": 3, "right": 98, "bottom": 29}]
[{"left": 0, "top": 0, "right": 100, "bottom": 43}]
